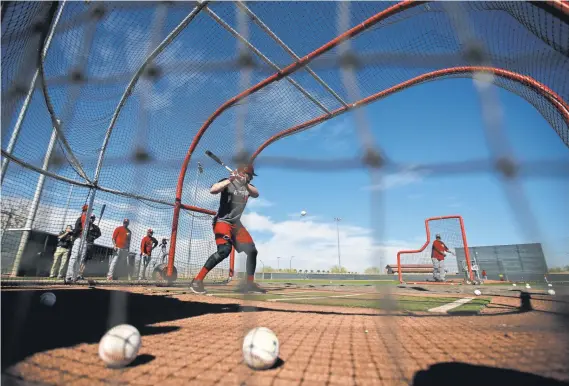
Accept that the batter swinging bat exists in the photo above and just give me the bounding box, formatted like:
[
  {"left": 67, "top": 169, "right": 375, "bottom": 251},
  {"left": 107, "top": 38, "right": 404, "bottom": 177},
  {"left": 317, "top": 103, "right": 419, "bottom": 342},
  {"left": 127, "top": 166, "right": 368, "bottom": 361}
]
[{"left": 205, "top": 150, "right": 234, "bottom": 173}]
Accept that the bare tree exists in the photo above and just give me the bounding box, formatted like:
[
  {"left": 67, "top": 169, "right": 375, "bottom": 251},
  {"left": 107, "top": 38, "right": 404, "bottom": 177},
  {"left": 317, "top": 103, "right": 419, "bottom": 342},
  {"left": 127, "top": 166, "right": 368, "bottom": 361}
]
[{"left": 1, "top": 199, "right": 29, "bottom": 232}]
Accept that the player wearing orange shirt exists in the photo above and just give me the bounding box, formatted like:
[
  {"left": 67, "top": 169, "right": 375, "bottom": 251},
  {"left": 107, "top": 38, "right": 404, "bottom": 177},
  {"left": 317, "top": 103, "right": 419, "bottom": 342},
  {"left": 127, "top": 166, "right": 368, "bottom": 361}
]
[
  {"left": 138, "top": 229, "right": 158, "bottom": 280},
  {"left": 431, "top": 234, "right": 454, "bottom": 282},
  {"left": 107, "top": 218, "right": 132, "bottom": 280}
]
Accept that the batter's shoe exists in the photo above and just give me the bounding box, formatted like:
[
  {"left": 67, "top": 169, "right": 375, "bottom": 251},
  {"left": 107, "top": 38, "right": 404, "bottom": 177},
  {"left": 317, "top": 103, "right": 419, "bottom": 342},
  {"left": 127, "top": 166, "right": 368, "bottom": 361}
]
[
  {"left": 190, "top": 279, "right": 206, "bottom": 295},
  {"left": 236, "top": 281, "right": 267, "bottom": 294}
]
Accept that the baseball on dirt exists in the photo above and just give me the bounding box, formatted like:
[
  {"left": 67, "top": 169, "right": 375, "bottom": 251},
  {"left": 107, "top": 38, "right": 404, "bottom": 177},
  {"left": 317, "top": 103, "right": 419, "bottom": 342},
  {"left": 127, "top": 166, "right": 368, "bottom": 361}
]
[
  {"left": 242, "top": 327, "right": 279, "bottom": 370},
  {"left": 99, "top": 324, "right": 141, "bottom": 368},
  {"left": 474, "top": 289, "right": 481, "bottom": 296},
  {"left": 548, "top": 289, "right": 556, "bottom": 296},
  {"left": 40, "top": 292, "right": 56, "bottom": 306}
]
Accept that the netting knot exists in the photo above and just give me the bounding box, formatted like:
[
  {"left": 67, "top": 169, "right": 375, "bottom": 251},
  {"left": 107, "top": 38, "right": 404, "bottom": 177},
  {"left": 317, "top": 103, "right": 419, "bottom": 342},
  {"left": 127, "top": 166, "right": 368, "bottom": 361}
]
[
  {"left": 233, "top": 150, "right": 252, "bottom": 167},
  {"left": 91, "top": 4, "right": 106, "bottom": 20},
  {"left": 362, "top": 148, "right": 385, "bottom": 169},
  {"left": 144, "top": 64, "right": 162, "bottom": 80},
  {"left": 237, "top": 53, "right": 255, "bottom": 69},
  {"left": 339, "top": 51, "right": 361, "bottom": 69},
  {"left": 463, "top": 41, "right": 488, "bottom": 65},
  {"left": 133, "top": 148, "right": 152, "bottom": 163},
  {"left": 70, "top": 70, "right": 85, "bottom": 84},
  {"left": 495, "top": 157, "right": 518, "bottom": 178}
]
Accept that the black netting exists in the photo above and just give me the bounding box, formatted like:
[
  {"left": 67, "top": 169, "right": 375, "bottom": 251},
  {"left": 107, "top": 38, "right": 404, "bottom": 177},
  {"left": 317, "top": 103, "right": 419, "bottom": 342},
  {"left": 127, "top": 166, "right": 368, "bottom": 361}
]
[{"left": 1, "top": 1, "right": 567, "bottom": 283}]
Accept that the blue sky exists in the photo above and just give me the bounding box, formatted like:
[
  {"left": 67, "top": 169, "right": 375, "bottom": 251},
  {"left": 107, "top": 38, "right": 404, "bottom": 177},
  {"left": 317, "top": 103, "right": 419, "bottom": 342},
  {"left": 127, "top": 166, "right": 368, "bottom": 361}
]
[
  {"left": 249, "top": 77, "right": 569, "bottom": 269},
  {"left": 2, "top": 1, "right": 568, "bottom": 273}
]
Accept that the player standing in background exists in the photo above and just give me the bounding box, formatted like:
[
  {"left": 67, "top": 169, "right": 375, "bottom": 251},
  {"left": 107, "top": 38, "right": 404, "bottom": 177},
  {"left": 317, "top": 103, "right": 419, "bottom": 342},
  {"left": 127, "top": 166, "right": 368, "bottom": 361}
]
[
  {"left": 107, "top": 218, "right": 131, "bottom": 280},
  {"left": 431, "top": 234, "right": 454, "bottom": 282},
  {"left": 190, "top": 164, "right": 266, "bottom": 295},
  {"left": 77, "top": 214, "right": 101, "bottom": 280},
  {"left": 64, "top": 204, "right": 89, "bottom": 281},
  {"left": 139, "top": 228, "right": 158, "bottom": 280},
  {"left": 49, "top": 225, "right": 74, "bottom": 279}
]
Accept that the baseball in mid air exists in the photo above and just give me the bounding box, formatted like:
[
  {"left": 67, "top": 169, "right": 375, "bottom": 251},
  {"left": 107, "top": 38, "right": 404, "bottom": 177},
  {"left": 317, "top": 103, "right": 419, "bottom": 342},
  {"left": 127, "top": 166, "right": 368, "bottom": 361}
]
[{"left": 300, "top": 210, "right": 307, "bottom": 217}]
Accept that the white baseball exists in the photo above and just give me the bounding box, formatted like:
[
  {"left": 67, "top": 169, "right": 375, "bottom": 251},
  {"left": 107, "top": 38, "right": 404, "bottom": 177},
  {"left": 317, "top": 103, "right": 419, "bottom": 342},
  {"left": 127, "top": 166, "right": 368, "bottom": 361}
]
[
  {"left": 300, "top": 211, "right": 307, "bottom": 217},
  {"left": 242, "top": 327, "right": 279, "bottom": 370},
  {"left": 525, "top": 284, "right": 531, "bottom": 289},
  {"left": 548, "top": 283, "right": 553, "bottom": 287},
  {"left": 474, "top": 289, "right": 481, "bottom": 296},
  {"left": 512, "top": 283, "right": 517, "bottom": 287},
  {"left": 99, "top": 324, "right": 141, "bottom": 368},
  {"left": 40, "top": 292, "right": 56, "bottom": 306},
  {"left": 548, "top": 289, "right": 556, "bottom": 296}
]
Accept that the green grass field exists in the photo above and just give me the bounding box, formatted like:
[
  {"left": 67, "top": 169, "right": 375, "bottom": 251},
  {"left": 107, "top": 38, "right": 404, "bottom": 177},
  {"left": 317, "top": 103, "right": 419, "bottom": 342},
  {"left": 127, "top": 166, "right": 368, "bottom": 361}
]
[
  {"left": 255, "top": 279, "right": 400, "bottom": 286},
  {"left": 207, "top": 288, "right": 491, "bottom": 314}
]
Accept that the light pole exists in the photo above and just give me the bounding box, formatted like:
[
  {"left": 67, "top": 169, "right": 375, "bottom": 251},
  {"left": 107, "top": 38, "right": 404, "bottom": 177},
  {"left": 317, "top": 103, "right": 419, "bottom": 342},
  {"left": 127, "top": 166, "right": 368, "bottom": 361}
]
[
  {"left": 290, "top": 256, "right": 294, "bottom": 271},
  {"left": 334, "top": 217, "right": 342, "bottom": 269},
  {"left": 277, "top": 256, "right": 281, "bottom": 271},
  {"left": 259, "top": 259, "right": 265, "bottom": 273}
]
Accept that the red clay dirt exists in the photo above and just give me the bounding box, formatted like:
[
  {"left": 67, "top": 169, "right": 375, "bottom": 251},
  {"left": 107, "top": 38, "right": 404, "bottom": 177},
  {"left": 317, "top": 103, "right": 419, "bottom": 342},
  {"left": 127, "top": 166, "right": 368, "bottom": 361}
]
[{"left": 2, "top": 285, "right": 568, "bottom": 386}]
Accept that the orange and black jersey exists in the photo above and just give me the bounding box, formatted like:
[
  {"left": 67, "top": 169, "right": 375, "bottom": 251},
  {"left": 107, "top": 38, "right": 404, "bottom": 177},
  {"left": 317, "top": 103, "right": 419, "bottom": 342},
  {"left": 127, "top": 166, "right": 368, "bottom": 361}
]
[
  {"left": 431, "top": 240, "right": 449, "bottom": 260},
  {"left": 214, "top": 178, "right": 254, "bottom": 225}
]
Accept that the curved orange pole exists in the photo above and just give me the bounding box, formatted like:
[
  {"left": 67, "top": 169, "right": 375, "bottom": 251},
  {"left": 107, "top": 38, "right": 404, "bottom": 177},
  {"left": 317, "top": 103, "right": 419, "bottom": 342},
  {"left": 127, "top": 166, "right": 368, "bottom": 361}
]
[
  {"left": 168, "top": 0, "right": 569, "bottom": 278},
  {"left": 167, "top": 0, "right": 422, "bottom": 276},
  {"left": 396, "top": 216, "right": 472, "bottom": 284},
  {"left": 251, "top": 66, "right": 569, "bottom": 160}
]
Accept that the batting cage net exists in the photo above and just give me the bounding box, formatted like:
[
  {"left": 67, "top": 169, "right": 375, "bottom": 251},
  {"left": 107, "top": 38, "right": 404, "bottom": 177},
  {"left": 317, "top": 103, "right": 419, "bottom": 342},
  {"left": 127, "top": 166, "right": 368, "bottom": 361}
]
[
  {"left": 2, "top": 1, "right": 568, "bottom": 286},
  {"left": 395, "top": 216, "right": 472, "bottom": 283},
  {"left": 2, "top": 1, "right": 569, "bottom": 385}
]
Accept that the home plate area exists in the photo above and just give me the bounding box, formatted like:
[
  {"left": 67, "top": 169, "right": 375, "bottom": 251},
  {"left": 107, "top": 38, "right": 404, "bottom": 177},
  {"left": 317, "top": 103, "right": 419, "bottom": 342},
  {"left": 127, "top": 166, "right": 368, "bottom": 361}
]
[{"left": 2, "top": 285, "right": 569, "bottom": 386}]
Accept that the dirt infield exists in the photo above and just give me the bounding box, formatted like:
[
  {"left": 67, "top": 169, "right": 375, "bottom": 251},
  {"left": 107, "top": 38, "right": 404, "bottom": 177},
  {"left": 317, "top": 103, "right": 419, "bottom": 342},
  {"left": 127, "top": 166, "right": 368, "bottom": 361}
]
[{"left": 2, "top": 285, "right": 569, "bottom": 386}]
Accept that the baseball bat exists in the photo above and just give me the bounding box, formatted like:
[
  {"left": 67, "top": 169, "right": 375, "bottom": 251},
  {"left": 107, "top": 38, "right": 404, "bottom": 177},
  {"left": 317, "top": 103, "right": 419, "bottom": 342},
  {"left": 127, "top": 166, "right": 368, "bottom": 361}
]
[
  {"left": 205, "top": 150, "right": 233, "bottom": 173},
  {"left": 98, "top": 204, "right": 106, "bottom": 226}
]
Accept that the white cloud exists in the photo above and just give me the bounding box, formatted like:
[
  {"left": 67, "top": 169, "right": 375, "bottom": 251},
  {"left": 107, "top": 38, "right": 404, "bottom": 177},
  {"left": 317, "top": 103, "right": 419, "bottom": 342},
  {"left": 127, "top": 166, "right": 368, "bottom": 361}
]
[
  {"left": 237, "top": 211, "right": 414, "bottom": 272},
  {"left": 362, "top": 165, "right": 430, "bottom": 191},
  {"left": 246, "top": 197, "right": 274, "bottom": 209}
]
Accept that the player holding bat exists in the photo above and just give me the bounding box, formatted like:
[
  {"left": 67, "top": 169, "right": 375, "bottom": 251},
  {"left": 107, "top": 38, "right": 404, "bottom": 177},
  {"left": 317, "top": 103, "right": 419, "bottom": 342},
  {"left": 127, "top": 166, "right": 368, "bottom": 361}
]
[{"left": 190, "top": 158, "right": 266, "bottom": 294}]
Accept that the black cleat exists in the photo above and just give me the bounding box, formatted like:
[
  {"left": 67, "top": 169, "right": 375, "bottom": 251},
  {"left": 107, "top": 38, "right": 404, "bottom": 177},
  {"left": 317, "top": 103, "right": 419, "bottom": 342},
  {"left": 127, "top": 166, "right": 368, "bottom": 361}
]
[{"left": 190, "top": 279, "right": 206, "bottom": 295}]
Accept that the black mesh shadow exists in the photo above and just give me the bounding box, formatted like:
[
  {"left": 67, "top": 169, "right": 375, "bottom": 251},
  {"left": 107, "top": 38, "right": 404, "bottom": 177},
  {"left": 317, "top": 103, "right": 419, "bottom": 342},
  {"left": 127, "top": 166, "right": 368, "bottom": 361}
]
[
  {"left": 1, "top": 288, "right": 242, "bottom": 370},
  {"left": 412, "top": 362, "right": 568, "bottom": 386}
]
